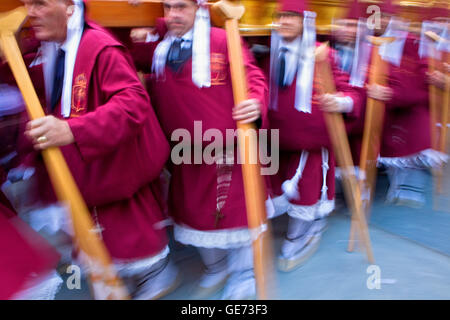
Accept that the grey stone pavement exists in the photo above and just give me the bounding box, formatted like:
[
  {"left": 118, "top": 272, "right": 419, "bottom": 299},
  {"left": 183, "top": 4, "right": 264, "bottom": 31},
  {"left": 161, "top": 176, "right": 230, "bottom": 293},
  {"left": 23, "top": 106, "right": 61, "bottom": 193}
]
[{"left": 55, "top": 170, "right": 450, "bottom": 300}]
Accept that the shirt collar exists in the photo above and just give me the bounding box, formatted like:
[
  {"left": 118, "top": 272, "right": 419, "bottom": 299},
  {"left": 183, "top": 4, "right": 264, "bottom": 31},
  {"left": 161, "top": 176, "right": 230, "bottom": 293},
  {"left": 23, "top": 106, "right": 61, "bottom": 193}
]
[
  {"left": 172, "top": 28, "right": 193, "bottom": 43},
  {"left": 181, "top": 28, "right": 193, "bottom": 42},
  {"left": 280, "top": 36, "right": 302, "bottom": 55},
  {"left": 56, "top": 33, "right": 70, "bottom": 52},
  {"left": 60, "top": 41, "right": 69, "bottom": 52}
]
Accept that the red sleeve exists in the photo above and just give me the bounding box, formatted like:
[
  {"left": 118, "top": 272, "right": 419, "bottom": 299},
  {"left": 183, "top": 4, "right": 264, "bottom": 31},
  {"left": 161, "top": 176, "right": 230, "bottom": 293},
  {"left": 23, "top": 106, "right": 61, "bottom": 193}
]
[
  {"left": 388, "top": 61, "right": 429, "bottom": 109},
  {"left": 329, "top": 48, "right": 365, "bottom": 120},
  {"left": 129, "top": 18, "right": 168, "bottom": 74},
  {"left": 67, "top": 46, "right": 152, "bottom": 161},
  {"left": 130, "top": 41, "right": 159, "bottom": 74},
  {"left": 241, "top": 39, "right": 269, "bottom": 129}
]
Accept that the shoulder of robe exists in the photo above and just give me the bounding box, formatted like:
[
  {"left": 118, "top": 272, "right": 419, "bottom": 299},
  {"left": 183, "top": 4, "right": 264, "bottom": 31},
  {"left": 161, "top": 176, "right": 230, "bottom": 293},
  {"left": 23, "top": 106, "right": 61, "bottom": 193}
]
[
  {"left": 313, "top": 41, "right": 337, "bottom": 62},
  {"left": 82, "top": 20, "right": 125, "bottom": 51},
  {"left": 210, "top": 27, "right": 228, "bottom": 51}
]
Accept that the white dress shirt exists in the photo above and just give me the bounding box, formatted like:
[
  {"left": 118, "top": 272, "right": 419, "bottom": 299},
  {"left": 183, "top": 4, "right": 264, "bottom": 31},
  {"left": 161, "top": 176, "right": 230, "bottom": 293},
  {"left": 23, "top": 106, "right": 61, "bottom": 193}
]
[{"left": 278, "top": 37, "right": 302, "bottom": 86}]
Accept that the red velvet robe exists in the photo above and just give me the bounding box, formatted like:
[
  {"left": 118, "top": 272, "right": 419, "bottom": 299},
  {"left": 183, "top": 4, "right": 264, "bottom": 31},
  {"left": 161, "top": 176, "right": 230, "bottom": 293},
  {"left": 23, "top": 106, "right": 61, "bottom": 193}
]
[
  {"left": 333, "top": 47, "right": 368, "bottom": 166},
  {"left": 17, "top": 21, "right": 171, "bottom": 261},
  {"left": 380, "top": 36, "right": 430, "bottom": 158},
  {"left": 342, "top": 36, "right": 431, "bottom": 163},
  {"left": 133, "top": 27, "right": 269, "bottom": 231},
  {"left": 266, "top": 45, "right": 364, "bottom": 206}
]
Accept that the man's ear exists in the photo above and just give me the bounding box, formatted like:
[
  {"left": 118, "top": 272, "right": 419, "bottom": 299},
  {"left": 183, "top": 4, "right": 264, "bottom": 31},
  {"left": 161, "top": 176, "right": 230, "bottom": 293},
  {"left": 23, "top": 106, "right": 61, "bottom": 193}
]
[
  {"left": 66, "top": 5, "right": 75, "bottom": 16},
  {"left": 66, "top": 5, "right": 75, "bottom": 18},
  {"left": 65, "top": 0, "right": 75, "bottom": 16}
]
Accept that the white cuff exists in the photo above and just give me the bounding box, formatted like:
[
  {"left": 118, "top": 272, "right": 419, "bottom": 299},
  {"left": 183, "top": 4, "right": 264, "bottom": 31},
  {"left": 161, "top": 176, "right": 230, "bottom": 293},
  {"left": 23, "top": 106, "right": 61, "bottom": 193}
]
[
  {"left": 335, "top": 96, "right": 354, "bottom": 113},
  {"left": 145, "top": 32, "right": 160, "bottom": 43}
]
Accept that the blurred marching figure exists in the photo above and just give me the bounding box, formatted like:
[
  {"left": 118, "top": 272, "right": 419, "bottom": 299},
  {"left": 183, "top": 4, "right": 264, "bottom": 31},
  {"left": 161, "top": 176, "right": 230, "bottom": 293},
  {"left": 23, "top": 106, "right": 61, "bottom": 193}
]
[
  {"left": 331, "top": 1, "right": 373, "bottom": 210},
  {"left": 263, "top": 0, "right": 364, "bottom": 272},
  {"left": 333, "top": 18, "right": 361, "bottom": 75},
  {"left": 0, "top": 67, "right": 72, "bottom": 270},
  {"left": 1, "top": 35, "right": 64, "bottom": 300},
  {"left": 420, "top": 8, "right": 450, "bottom": 205},
  {"left": 420, "top": 7, "right": 449, "bottom": 142},
  {"left": 349, "top": 0, "right": 448, "bottom": 208},
  {"left": 1, "top": 64, "right": 75, "bottom": 285},
  {"left": 0, "top": 187, "right": 62, "bottom": 300},
  {"left": 1, "top": 0, "right": 177, "bottom": 300},
  {"left": 0, "top": 68, "right": 63, "bottom": 300},
  {"left": 131, "top": 0, "right": 269, "bottom": 299}
]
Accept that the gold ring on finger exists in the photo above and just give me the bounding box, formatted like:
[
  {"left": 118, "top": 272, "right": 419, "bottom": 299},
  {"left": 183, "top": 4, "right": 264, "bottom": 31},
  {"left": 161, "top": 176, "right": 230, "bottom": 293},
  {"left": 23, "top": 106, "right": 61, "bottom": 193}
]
[{"left": 37, "top": 136, "right": 48, "bottom": 144}]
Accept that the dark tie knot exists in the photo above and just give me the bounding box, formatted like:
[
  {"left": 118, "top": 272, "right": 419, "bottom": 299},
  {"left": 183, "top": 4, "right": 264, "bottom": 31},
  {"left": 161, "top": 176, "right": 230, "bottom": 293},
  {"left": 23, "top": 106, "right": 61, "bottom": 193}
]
[
  {"left": 173, "top": 38, "right": 183, "bottom": 46},
  {"left": 173, "top": 38, "right": 192, "bottom": 50},
  {"left": 57, "top": 48, "right": 65, "bottom": 59},
  {"left": 169, "top": 39, "right": 184, "bottom": 63}
]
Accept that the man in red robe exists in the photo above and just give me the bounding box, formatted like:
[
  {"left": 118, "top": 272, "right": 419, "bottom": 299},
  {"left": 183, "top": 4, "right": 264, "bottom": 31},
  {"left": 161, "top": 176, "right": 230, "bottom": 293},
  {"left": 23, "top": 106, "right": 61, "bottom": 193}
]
[
  {"left": 265, "top": 0, "right": 364, "bottom": 272},
  {"left": 13, "top": 0, "right": 176, "bottom": 299},
  {"left": 359, "top": 1, "right": 446, "bottom": 207},
  {"left": 332, "top": 0, "right": 372, "bottom": 132},
  {"left": 330, "top": 1, "right": 375, "bottom": 211},
  {"left": 132, "top": 0, "right": 268, "bottom": 299}
]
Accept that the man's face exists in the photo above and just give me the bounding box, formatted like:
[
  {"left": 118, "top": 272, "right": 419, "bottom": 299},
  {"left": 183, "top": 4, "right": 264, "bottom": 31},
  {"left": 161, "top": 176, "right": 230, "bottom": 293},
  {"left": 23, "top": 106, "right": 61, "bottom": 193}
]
[
  {"left": 335, "top": 19, "right": 358, "bottom": 44},
  {"left": 275, "top": 12, "right": 303, "bottom": 42},
  {"left": 374, "top": 15, "right": 391, "bottom": 36},
  {"left": 163, "top": 0, "right": 198, "bottom": 37},
  {"left": 21, "top": 0, "right": 71, "bottom": 42}
]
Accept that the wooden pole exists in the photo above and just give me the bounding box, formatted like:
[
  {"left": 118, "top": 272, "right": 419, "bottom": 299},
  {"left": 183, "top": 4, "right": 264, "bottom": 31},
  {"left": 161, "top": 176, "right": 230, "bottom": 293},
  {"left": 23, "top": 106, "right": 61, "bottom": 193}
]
[
  {"left": 226, "top": 16, "right": 269, "bottom": 301},
  {"left": 428, "top": 54, "right": 439, "bottom": 151},
  {"left": 212, "top": 0, "right": 274, "bottom": 300},
  {"left": 437, "top": 51, "right": 449, "bottom": 193},
  {"left": 348, "top": 36, "right": 394, "bottom": 252},
  {"left": 428, "top": 52, "right": 443, "bottom": 201},
  {"left": 315, "top": 43, "right": 374, "bottom": 263},
  {"left": 439, "top": 53, "right": 449, "bottom": 152},
  {"left": 0, "top": 7, "right": 128, "bottom": 300},
  {"left": 86, "top": 0, "right": 163, "bottom": 27},
  {"left": 425, "top": 31, "right": 449, "bottom": 195}
]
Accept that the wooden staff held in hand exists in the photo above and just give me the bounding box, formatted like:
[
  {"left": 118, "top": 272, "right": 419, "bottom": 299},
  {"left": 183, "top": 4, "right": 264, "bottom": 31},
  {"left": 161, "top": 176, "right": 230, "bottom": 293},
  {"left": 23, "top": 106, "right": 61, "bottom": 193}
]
[
  {"left": 425, "top": 30, "right": 450, "bottom": 194},
  {"left": 348, "top": 36, "right": 395, "bottom": 253},
  {"left": 315, "top": 43, "right": 374, "bottom": 264},
  {"left": 212, "top": 0, "right": 275, "bottom": 300}
]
